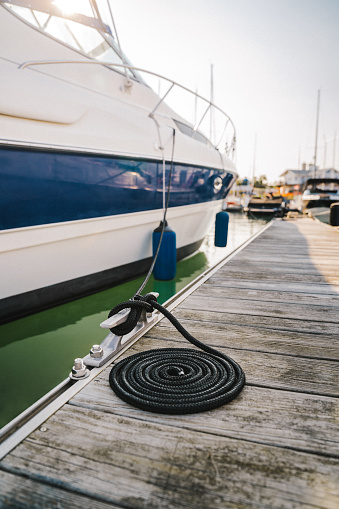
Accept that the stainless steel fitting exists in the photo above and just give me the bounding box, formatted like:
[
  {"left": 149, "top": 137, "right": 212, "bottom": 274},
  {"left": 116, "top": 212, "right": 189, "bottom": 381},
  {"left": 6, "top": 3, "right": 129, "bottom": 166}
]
[
  {"left": 83, "top": 292, "right": 160, "bottom": 368},
  {"left": 90, "top": 344, "right": 104, "bottom": 358},
  {"left": 69, "top": 358, "right": 90, "bottom": 380}
]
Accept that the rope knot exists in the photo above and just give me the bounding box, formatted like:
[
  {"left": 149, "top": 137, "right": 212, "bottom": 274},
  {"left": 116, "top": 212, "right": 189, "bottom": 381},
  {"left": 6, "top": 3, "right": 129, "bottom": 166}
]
[{"left": 108, "top": 293, "right": 157, "bottom": 336}]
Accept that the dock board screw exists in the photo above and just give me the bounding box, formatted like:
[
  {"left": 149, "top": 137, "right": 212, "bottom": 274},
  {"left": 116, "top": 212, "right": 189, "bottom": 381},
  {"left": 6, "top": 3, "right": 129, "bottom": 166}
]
[
  {"left": 39, "top": 426, "right": 47, "bottom": 432},
  {"left": 69, "top": 358, "right": 90, "bottom": 380},
  {"left": 90, "top": 344, "right": 104, "bottom": 358}
]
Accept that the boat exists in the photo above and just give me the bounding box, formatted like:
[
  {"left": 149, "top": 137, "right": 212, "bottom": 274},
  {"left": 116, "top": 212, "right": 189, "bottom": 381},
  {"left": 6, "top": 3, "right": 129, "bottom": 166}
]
[
  {"left": 0, "top": 0, "right": 237, "bottom": 323},
  {"left": 244, "top": 193, "right": 286, "bottom": 217},
  {"left": 299, "top": 179, "right": 339, "bottom": 222},
  {"left": 223, "top": 178, "right": 252, "bottom": 212},
  {"left": 298, "top": 91, "right": 339, "bottom": 222},
  {"left": 224, "top": 191, "right": 243, "bottom": 212}
]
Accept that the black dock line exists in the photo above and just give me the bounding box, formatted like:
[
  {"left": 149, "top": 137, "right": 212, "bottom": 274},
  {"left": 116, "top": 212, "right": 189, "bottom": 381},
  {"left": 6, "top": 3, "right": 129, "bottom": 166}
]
[{"left": 108, "top": 293, "right": 245, "bottom": 414}]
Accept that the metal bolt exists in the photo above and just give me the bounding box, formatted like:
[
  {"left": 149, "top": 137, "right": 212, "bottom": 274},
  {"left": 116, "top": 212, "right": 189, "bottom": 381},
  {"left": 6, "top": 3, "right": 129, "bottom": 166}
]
[
  {"left": 74, "top": 358, "right": 84, "bottom": 370},
  {"left": 90, "top": 344, "right": 104, "bottom": 358},
  {"left": 70, "top": 358, "right": 89, "bottom": 380}
]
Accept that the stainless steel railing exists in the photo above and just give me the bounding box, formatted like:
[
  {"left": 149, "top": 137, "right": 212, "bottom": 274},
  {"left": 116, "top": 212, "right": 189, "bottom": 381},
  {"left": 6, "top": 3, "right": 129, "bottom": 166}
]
[{"left": 19, "top": 59, "right": 236, "bottom": 158}]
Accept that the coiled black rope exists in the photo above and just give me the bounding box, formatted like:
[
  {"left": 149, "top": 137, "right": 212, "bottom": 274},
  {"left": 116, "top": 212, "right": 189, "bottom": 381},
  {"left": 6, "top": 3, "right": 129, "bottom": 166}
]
[{"left": 109, "top": 293, "right": 245, "bottom": 414}]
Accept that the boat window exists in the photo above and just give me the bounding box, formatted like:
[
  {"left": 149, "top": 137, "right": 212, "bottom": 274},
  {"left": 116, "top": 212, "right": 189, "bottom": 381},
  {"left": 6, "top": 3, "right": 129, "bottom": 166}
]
[
  {"left": 306, "top": 182, "right": 339, "bottom": 193},
  {"left": 174, "top": 120, "right": 209, "bottom": 146},
  {"left": 33, "top": 11, "right": 53, "bottom": 27},
  {"left": 2, "top": 0, "right": 138, "bottom": 79},
  {"left": 4, "top": 4, "right": 37, "bottom": 24}
]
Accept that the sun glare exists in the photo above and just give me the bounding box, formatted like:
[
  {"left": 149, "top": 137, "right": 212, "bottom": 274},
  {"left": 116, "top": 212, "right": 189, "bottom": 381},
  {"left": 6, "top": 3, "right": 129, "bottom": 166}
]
[{"left": 52, "top": 0, "right": 90, "bottom": 16}]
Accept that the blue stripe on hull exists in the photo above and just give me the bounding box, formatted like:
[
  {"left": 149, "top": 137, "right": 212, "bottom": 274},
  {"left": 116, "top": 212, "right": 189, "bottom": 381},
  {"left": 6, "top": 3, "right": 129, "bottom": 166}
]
[{"left": 0, "top": 146, "right": 235, "bottom": 230}]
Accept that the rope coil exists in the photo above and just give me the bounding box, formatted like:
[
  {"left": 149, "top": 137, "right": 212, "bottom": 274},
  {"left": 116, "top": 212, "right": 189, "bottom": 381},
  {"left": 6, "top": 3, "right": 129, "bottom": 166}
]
[{"left": 108, "top": 294, "right": 245, "bottom": 414}]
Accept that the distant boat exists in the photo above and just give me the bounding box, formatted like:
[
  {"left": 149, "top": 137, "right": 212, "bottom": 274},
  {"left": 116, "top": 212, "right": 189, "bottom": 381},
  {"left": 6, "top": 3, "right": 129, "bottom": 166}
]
[
  {"left": 224, "top": 192, "right": 243, "bottom": 212},
  {"left": 0, "top": 0, "right": 237, "bottom": 322},
  {"left": 244, "top": 194, "right": 286, "bottom": 217},
  {"left": 295, "top": 91, "right": 339, "bottom": 222},
  {"left": 300, "top": 178, "right": 339, "bottom": 211},
  {"left": 223, "top": 178, "right": 252, "bottom": 212},
  {"left": 299, "top": 177, "right": 339, "bottom": 224}
]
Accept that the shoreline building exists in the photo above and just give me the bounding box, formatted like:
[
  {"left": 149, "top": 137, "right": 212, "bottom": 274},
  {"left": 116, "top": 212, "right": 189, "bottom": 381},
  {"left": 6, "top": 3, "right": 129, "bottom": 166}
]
[{"left": 278, "top": 164, "right": 339, "bottom": 198}]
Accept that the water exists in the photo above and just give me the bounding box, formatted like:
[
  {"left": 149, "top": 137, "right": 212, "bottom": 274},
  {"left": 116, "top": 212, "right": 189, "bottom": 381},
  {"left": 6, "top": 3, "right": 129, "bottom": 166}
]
[{"left": 0, "top": 213, "right": 267, "bottom": 429}]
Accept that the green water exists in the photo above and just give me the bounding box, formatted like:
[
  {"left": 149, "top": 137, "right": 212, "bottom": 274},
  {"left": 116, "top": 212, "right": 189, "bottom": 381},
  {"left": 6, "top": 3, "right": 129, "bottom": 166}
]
[{"left": 0, "top": 213, "right": 267, "bottom": 428}]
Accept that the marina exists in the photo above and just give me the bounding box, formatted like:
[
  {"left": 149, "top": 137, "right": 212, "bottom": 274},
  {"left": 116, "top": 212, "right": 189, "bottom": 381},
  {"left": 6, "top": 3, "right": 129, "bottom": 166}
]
[
  {"left": 1, "top": 0, "right": 339, "bottom": 507},
  {"left": 0, "top": 216, "right": 338, "bottom": 508}
]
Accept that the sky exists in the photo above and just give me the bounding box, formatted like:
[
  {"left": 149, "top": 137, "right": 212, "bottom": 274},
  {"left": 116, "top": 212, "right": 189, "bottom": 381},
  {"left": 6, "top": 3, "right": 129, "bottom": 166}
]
[{"left": 112, "top": 0, "right": 339, "bottom": 182}]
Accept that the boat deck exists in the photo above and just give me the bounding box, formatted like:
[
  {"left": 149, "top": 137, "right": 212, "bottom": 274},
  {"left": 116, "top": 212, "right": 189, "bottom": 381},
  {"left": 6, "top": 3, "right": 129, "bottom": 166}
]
[{"left": 1, "top": 217, "right": 339, "bottom": 508}]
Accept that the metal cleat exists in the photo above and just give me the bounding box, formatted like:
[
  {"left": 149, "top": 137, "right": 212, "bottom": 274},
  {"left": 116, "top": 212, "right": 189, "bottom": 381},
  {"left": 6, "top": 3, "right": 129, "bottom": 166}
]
[
  {"left": 99, "top": 308, "right": 131, "bottom": 329},
  {"left": 83, "top": 293, "right": 159, "bottom": 368}
]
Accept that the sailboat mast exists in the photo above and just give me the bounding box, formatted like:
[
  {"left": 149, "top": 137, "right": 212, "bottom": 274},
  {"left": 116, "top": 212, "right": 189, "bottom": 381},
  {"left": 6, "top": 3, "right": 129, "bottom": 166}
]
[
  {"left": 194, "top": 88, "right": 198, "bottom": 126},
  {"left": 252, "top": 133, "right": 257, "bottom": 185},
  {"left": 333, "top": 131, "right": 337, "bottom": 170},
  {"left": 313, "top": 89, "right": 320, "bottom": 177},
  {"left": 210, "top": 64, "right": 214, "bottom": 144}
]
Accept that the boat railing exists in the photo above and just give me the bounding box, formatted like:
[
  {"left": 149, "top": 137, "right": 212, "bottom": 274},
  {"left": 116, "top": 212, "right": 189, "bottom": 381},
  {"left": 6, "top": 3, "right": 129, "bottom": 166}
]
[{"left": 18, "top": 60, "right": 236, "bottom": 158}]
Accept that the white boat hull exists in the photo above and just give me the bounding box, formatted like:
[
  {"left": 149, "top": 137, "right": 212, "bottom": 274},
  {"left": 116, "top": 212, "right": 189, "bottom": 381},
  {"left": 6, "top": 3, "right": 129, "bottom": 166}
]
[
  {"left": 1, "top": 201, "right": 220, "bottom": 320},
  {"left": 0, "top": 1, "right": 238, "bottom": 321}
]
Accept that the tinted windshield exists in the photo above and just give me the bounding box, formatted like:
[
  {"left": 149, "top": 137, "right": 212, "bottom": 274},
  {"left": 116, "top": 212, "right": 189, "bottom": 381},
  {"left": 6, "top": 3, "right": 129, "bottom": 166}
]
[
  {"left": 306, "top": 182, "right": 339, "bottom": 193},
  {"left": 1, "top": 0, "right": 140, "bottom": 80}
]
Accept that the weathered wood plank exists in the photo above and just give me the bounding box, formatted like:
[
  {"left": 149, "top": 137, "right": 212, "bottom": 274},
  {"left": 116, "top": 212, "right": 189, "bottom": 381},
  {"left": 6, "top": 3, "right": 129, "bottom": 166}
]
[
  {"left": 219, "top": 261, "right": 339, "bottom": 277},
  {"left": 206, "top": 269, "right": 339, "bottom": 285},
  {"left": 148, "top": 318, "right": 339, "bottom": 360},
  {"left": 179, "top": 293, "right": 339, "bottom": 323},
  {"left": 2, "top": 406, "right": 339, "bottom": 509},
  {"left": 235, "top": 245, "right": 339, "bottom": 255},
  {"left": 227, "top": 261, "right": 339, "bottom": 273},
  {"left": 0, "top": 469, "right": 124, "bottom": 509},
  {"left": 191, "top": 284, "right": 339, "bottom": 306},
  {"left": 234, "top": 246, "right": 339, "bottom": 256},
  {"left": 250, "top": 252, "right": 337, "bottom": 260},
  {"left": 70, "top": 367, "right": 339, "bottom": 457},
  {"left": 205, "top": 277, "right": 339, "bottom": 295},
  {"left": 233, "top": 236, "right": 339, "bottom": 250},
  {"left": 172, "top": 306, "right": 339, "bottom": 335}
]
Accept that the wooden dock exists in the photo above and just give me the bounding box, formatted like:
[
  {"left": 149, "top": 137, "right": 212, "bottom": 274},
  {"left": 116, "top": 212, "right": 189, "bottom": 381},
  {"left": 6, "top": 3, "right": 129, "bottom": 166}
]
[{"left": 1, "top": 217, "right": 339, "bottom": 508}]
